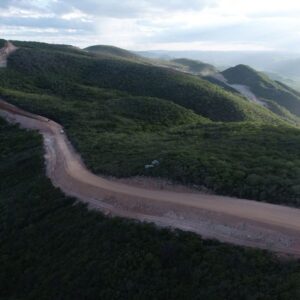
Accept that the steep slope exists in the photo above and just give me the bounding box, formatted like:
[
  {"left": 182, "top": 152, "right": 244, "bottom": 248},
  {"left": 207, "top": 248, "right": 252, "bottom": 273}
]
[
  {"left": 222, "top": 64, "right": 300, "bottom": 117},
  {"left": 171, "top": 58, "right": 217, "bottom": 76}
]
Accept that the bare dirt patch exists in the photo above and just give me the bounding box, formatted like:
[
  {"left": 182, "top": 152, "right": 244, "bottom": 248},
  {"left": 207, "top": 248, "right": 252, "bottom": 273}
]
[{"left": 0, "top": 41, "right": 18, "bottom": 68}]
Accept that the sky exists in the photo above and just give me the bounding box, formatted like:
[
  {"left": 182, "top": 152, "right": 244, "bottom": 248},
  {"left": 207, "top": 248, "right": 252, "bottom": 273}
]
[{"left": 0, "top": 0, "right": 300, "bottom": 52}]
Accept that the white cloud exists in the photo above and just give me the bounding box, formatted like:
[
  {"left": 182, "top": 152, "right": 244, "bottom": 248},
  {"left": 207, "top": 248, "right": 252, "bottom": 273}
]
[{"left": 0, "top": 0, "right": 299, "bottom": 52}]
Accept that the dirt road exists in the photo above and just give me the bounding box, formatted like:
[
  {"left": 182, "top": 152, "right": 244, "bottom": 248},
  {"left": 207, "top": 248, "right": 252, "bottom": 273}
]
[{"left": 1, "top": 99, "right": 300, "bottom": 256}]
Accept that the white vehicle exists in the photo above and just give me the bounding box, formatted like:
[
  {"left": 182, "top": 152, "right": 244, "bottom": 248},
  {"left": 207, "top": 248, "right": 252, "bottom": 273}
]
[{"left": 60, "top": 129, "right": 64, "bottom": 134}]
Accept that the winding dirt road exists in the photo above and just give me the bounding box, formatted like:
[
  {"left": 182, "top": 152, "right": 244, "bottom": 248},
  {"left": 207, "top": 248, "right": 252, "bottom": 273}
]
[{"left": 1, "top": 99, "right": 300, "bottom": 256}]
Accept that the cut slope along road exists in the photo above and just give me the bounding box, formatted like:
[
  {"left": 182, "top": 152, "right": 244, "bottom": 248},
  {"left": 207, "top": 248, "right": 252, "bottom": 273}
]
[
  {"left": 0, "top": 41, "right": 17, "bottom": 68},
  {"left": 1, "top": 99, "right": 300, "bottom": 256}
]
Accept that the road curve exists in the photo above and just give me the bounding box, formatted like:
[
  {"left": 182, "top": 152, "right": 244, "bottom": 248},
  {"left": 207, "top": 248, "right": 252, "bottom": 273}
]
[{"left": 1, "top": 99, "right": 300, "bottom": 256}]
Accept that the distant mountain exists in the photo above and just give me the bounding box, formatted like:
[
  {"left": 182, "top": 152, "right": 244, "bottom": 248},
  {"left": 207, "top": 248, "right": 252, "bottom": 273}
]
[
  {"left": 136, "top": 50, "right": 173, "bottom": 60},
  {"left": 221, "top": 64, "right": 300, "bottom": 117},
  {"left": 171, "top": 58, "right": 217, "bottom": 76},
  {"left": 272, "top": 58, "right": 300, "bottom": 79},
  {"left": 138, "top": 50, "right": 300, "bottom": 70},
  {"left": 138, "top": 50, "right": 300, "bottom": 86},
  {"left": 85, "top": 45, "right": 140, "bottom": 60}
]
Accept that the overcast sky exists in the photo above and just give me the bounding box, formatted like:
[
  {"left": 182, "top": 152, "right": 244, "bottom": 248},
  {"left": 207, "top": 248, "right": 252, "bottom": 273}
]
[{"left": 0, "top": 0, "right": 299, "bottom": 52}]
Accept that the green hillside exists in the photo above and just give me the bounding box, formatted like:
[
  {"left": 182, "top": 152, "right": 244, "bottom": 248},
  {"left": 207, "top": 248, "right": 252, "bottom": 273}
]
[
  {"left": 85, "top": 44, "right": 140, "bottom": 60},
  {"left": 171, "top": 58, "right": 217, "bottom": 75},
  {"left": 0, "top": 41, "right": 300, "bottom": 206},
  {"left": 1, "top": 118, "right": 300, "bottom": 300},
  {"left": 4, "top": 45, "right": 286, "bottom": 123},
  {"left": 11, "top": 40, "right": 88, "bottom": 56},
  {"left": 222, "top": 64, "right": 300, "bottom": 116}
]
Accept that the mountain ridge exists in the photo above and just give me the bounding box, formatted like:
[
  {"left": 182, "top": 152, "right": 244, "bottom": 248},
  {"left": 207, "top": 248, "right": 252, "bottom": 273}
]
[{"left": 222, "top": 64, "right": 300, "bottom": 117}]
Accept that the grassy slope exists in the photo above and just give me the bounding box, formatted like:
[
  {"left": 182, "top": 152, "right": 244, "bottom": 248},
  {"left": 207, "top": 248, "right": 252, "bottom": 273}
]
[
  {"left": 1, "top": 118, "right": 300, "bottom": 300},
  {"left": 0, "top": 42, "right": 300, "bottom": 206},
  {"left": 222, "top": 65, "right": 300, "bottom": 116}
]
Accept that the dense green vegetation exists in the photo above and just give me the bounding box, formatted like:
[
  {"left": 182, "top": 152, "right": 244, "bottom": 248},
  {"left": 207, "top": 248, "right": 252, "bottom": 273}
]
[
  {"left": 1, "top": 118, "right": 300, "bottom": 300},
  {"left": 0, "top": 41, "right": 300, "bottom": 206},
  {"left": 12, "top": 39, "right": 89, "bottom": 56},
  {"left": 222, "top": 64, "right": 300, "bottom": 116},
  {"left": 3, "top": 46, "right": 283, "bottom": 123}
]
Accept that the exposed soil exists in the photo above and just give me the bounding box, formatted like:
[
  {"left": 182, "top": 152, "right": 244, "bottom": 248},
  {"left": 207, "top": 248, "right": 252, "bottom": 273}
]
[
  {"left": 0, "top": 41, "right": 18, "bottom": 68},
  {"left": 212, "top": 73, "right": 266, "bottom": 106},
  {"left": 1, "top": 99, "right": 300, "bottom": 257}
]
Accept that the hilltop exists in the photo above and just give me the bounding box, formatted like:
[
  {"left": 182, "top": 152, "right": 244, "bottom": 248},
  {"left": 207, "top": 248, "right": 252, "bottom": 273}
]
[
  {"left": 171, "top": 58, "right": 217, "bottom": 76},
  {"left": 222, "top": 64, "right": 300, "bottom": 116},
  {"left": 85, "top": 44, "right": 140, "bottom": 60}
]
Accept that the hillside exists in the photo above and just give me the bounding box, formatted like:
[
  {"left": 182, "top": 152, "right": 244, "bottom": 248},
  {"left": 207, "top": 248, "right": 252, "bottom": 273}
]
[
  {"left": 2, "top": 45, "right": 285, "bottom": 123},
  {"left": 222, "top": 64, "right": 300, "bottom": 116},
  {"left": 85, "top": 44, "right": 140, "bottom": 60},
  {"left": 171, "top": 58, "right": 217, "bottom": 76},
  {"left": 0, "top": 40, "right": 300, "bottom": 206}
]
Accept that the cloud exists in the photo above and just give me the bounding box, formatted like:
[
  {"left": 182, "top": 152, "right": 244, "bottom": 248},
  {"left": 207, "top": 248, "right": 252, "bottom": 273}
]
[
  {"left": 53, "top": 0, "right": 215, "bottom": 17},
  {"left": 0, "top": 0, "right": 299, "bottom": 52},
  {"left": 0, "top": 16, "right": 93, "bottom": 31}
]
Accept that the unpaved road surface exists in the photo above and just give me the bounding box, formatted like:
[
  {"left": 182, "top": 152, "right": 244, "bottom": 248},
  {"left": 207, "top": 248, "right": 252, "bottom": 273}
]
[
  {"left": 1, "top": 99, "right": 300, "bottom": 256},
  {"left": 0, "top": 41, "right": 17, "bottom": 68}
]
